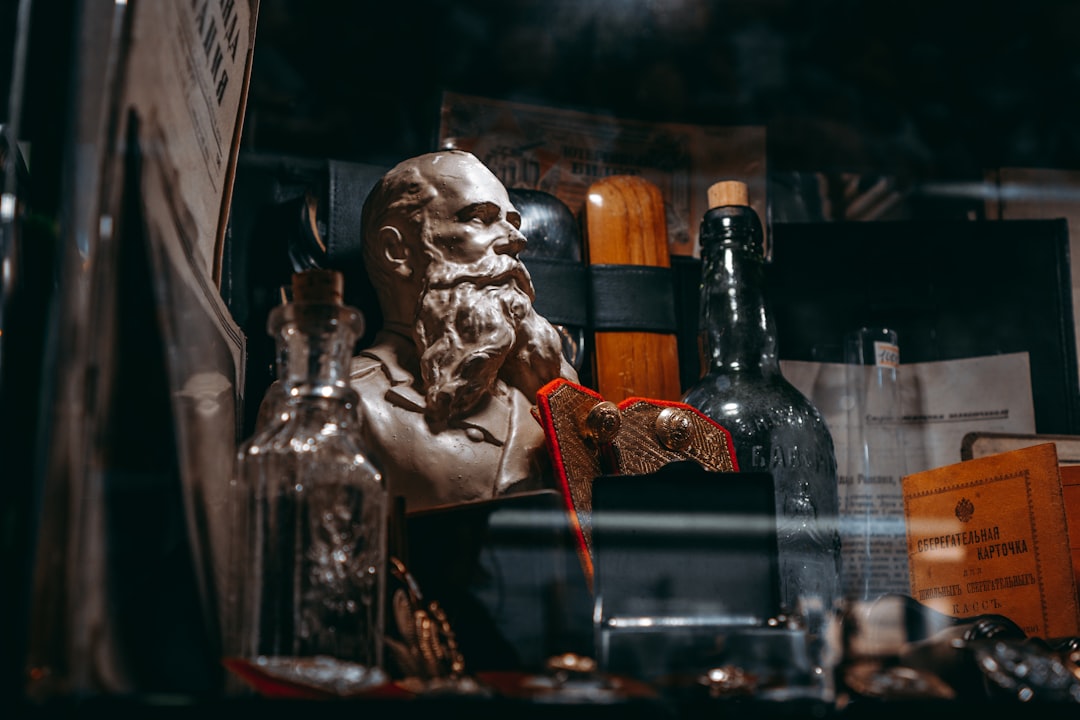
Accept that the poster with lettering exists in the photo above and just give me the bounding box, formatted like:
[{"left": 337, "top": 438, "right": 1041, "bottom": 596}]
[
  {"left": 901, "top": 442, "right": 1080, "bottom": 638},
  {"left": 438, "top": 91, "right": 766, "bottom": 258},
  {"left": 119, "top": 0, "right": 258, "bottom": 286}
]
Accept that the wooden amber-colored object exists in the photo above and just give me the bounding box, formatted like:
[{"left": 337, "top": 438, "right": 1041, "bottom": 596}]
[{"left": 583, "top": 175, "right": 682, "bottom": 403}]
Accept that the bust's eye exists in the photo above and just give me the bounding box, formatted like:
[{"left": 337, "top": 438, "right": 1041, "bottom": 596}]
[{"left": 458, "top": 202, "right": 499, "bottom": 225}]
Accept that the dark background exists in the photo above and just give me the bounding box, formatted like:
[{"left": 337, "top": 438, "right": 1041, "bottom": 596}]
[
  {"left": 9, "top": 0, "right": 1080, "bottom": 215},
  {"left": 237, "top": 0, "right": 1080, "bottom": 181}
]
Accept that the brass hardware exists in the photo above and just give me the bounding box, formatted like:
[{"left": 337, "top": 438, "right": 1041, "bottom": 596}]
[
  {"left": 582, "top": 401, "right": 621, "bottom": 444},
  {"left": 655, "top": 406, "right": 693, "bottom": 452}
]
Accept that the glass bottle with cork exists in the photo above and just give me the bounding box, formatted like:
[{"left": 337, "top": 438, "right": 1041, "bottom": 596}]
[
  {"left": 232, "top": 268, "right": 387, "bottom": 669},
  {"left": 682, "top": 180, "right": 842, "bottom": 645}
]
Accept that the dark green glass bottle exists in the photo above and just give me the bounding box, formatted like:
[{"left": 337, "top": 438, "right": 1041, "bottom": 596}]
[{"left": 682, "top": 181, "right": 842, "bottom": 641}]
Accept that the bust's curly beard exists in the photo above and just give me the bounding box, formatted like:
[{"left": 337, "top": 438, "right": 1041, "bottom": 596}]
[{"left": 415, "top": 255, "right": 568, "bottom": 424}]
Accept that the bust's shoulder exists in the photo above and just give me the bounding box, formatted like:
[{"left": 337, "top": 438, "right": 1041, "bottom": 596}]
[
  {"left": 349, "top": 336, "right": 412, "bottom": 389},
  {"left": 350, "top": 332, "right": 422, "bottom": 410},
  {"left": 349, "top": 352, "right": 386, "bottom": 380}
]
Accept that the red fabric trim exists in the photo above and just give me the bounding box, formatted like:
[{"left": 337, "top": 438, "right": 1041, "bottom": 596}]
[{"left": 535, "top": 378, "right": 596, "bottom": 587}]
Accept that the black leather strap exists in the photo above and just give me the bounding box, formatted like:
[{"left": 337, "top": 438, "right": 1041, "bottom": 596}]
[
  {"left": 589, "top": 264, "right": 677, "bottom": 333},
  {"left": 325, "top": 160, "right": 385, "bottom": 266},
  {"left": 671, "top": 254, "right": 704, "bottom": 390},
  {"left": 523, "top": 257, "right": 588, "bottom": 326}
]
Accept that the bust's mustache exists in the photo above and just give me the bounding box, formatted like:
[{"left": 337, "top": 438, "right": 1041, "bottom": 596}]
[{"left": 422, "top": 252, "right": 535, "bottom": 300}]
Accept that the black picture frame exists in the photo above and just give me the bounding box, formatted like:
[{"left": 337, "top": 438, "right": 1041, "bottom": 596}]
[{"left": 765, "top": 219, "right": 1080, "bottom": 435}]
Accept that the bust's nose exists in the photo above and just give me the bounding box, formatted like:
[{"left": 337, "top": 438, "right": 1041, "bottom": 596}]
[{"left": 496, "top": 223, "right": 528, "bottom": 256}]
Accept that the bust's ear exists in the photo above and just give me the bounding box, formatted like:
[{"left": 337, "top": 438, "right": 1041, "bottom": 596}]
[{"left": 379, "top": 225, "right": 412, "bottom": 279}]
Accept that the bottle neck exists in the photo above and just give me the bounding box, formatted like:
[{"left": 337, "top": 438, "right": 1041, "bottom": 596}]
[
  {"left": 698, "top": 205, "right": 779, "bottom": 375},
  {"left": 269, "top": 303, "right": 363, "bottom": 397}
]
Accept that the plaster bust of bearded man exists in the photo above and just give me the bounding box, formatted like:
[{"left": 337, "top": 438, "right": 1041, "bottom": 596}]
[{"left": 349, "top": 150, "right": 579, "bottom": 513}]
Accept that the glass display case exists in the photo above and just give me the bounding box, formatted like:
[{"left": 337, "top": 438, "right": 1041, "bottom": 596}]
[{"left": 4, "top": 0, "right": 1080, "bottom": 716}]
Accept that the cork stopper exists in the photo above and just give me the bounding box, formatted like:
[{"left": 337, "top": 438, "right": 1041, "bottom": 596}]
[
  {"left": 707, "top": 180, "right": 749, "bottom": 209},
  {"left": 292, "top": 268, "right": 344, "bottom": 305}
]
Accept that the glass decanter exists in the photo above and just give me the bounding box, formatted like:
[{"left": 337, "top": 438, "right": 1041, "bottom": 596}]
[{"left": 235, "top": 269, "right": 387, "bottom": 668}]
